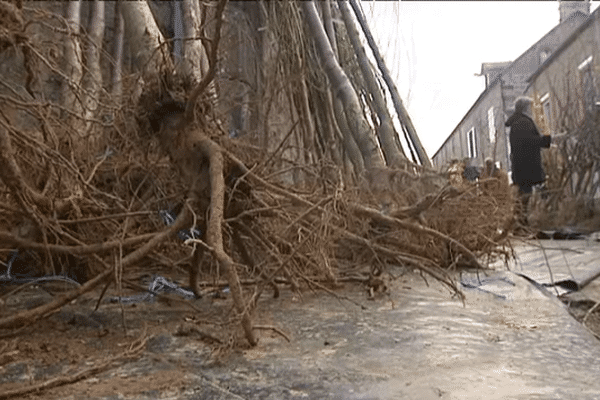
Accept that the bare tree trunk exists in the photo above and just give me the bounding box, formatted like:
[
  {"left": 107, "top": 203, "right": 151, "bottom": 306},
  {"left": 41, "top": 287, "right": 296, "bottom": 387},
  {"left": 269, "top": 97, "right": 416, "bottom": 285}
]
[
  {"left": 348, "top": 0, "right": 431, "bottom": 168},
  {"left": 299, "top": 77, "right": 316, "bottom": 170},
  {"left": 173, "top": 1, "right": 184, "bottom": 63},
  {"left": 184, "top": 0, "right": 227, "bottom": 122},
  {"left": 324, "top": 93, "right": 355, "bottom": 181},
  {"left": 332, "top": 92, "right": 365, "bottom": 174},
  {"left": 119, "top": 1, "right": 165, "bottom": 77},
  {"left": 322, "top": 0, "right": 338, "bottom": 58},
  {"left": 338, "top": 1, "right": 407, "bottom": 168},
  {"left": 83, "top": 0, "right": 105, "bottom": 136},
  {"left": 181, "top": 0, "right": 209, "bottom": 83},
  {"left": 301, "top": 1, "right": 384, "bottom": 172},
  {"left": 320, "top": 0, "right": 351, "bottom": 178},
  {"left": 111, "top": 2, "right": 124, "bottom": 100},
  {"left": 62, "top": 0, "right": 82, "bottom": 114}
]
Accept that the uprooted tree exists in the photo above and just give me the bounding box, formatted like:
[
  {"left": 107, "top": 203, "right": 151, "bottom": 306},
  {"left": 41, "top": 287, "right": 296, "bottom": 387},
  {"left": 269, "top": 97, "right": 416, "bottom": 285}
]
[{"left": 0, "top": 0, "right": 514, "bottom": 346}]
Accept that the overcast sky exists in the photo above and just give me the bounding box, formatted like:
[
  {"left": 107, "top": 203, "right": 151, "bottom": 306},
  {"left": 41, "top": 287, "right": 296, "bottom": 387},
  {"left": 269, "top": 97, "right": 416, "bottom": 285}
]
[{"left": 365, "top": 1, "right": 599, "bottom": 158}]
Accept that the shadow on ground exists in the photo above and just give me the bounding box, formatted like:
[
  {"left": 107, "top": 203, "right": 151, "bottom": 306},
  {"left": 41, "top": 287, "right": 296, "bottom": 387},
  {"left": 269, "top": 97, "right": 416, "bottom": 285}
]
[{"left": 2, "top": 239, "right": 600, "bottom": 399}]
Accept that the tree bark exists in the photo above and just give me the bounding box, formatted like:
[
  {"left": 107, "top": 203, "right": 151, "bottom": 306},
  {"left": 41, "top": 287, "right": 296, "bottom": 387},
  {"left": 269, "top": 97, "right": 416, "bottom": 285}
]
[
  {"left": 181, "top": 0, "right": 209, "bottom": 83},
  {"left": 184, "top": 0, "right": 227, "bottom": 122},
  {"left": 111, "top": 2, "right": 124, "bottom": 100},
  {"left": 348, "top": 0, "right": 432, "bottom": 168},
  {"left": 199, "top": 138, "right": 257, "bottom": 346},
  {"left": 173, "top": 1, "right": 184, "bottom": 62},
  {"left": 119, "top": 1, "right": 165, "bottom": 77},
  {"left": 83, "top": 0, "right": 105, "bottom": 134},
  {"left": 301, "top": 1, "right": 385, "bottom": 172},
  {"left": 320, "top": 0, "right": 351, "bottom": 176},
  {"left": 338, "top": 0, "right": 407, "bottom": 168},
  {"left": 321, "top": 0, "right": 338, "bottom": 59},
  {"left": 62, "top": 0, "right": 82, "bottom": 114},
  {"left": 332, "top": 91, "right": 365, "bottom": 174}
]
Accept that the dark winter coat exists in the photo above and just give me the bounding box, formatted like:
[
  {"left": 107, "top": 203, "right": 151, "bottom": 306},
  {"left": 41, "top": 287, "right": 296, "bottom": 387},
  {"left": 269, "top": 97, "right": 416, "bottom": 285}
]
[{"left": 505, "top": 111, "right": 551, "bottom": 186}]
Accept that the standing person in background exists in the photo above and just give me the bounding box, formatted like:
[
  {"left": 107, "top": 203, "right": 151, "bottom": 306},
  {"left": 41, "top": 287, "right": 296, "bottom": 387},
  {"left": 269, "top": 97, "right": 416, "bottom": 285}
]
[{"left": 505, "top": 97, "right": 553, "bottom": 225}]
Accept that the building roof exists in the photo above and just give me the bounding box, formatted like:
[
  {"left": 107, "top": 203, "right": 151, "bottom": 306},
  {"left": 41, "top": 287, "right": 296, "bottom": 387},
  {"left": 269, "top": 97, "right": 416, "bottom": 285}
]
[
  {"left": 431, "top": 79, "right": 502, "bottom": 160},
  {"left": 480, "top": 62, "right": 512, "bottom": 76},
  {"left": 527, "top": 6, "right": 600, "bottom": 85},
  {"left": 432, "top": 10, "right": 590, "bottom": 160}
]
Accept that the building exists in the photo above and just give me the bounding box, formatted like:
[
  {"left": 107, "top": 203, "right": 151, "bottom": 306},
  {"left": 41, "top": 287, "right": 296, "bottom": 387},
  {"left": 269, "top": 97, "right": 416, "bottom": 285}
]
[
  {"left": 526, "top": 6, "right": 600, "bottom": 136},
  {"left": 431, "top": 1, "right": 590, "bottom": 175},
  {"left": 526, "top": 6, "right": 600, "bottom": 198}
]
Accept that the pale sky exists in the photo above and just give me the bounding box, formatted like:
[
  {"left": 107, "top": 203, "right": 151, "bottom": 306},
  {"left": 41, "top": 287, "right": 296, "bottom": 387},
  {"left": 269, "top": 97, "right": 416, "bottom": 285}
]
[{"left": 365, "top": 1, "right": 599, "bottom": 159}]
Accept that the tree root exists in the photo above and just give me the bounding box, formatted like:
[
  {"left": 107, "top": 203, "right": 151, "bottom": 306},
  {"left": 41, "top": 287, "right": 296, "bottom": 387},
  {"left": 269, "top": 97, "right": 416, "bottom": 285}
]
[
  {"left": 253, "top": 325, "right": 291, "bottom": 342},
  {"left": 0, "top": 205, "right": 193, "bottom": 330},
  {"left": 196, "top": 137, "right": 257, "bottom": 346}
]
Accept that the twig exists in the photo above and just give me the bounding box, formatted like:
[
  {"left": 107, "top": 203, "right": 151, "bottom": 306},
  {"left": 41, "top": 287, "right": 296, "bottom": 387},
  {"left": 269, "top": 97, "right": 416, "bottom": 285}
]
[
  {"left": 0, "top": 205, "right": 193, "bottom": 329},
  {"left": 225, "top": 150, "right": 316, "bottom": 209},
  {"left": 259, "top": 119, "right": 300, "bottom": 171},
  {"left": 57, "top": 211, "right": 155, "bottom": 224},
  {"left": 0, "top": 230, "right": 156, "bottom": 256},
  {"left": 282, "top": 195, "right": 332, "bottom": 235},
  {"left": 300, "top": 275, "right": 367, "bottom": 310},
  {"left": 253, "top": 325, "right": 291, "bottom": 342},
  {"left": 0, "top": 276, "right": 81, "bottom": 303},
  {"left": 0, "top": 324, "right": 29, "bottom": 340},
  {"left": 0, "top": 333, "right": 148, "bottom": 400},
  {"left": 511, "top": 236, "right": 584, "bottom": 253},
  {"left": 116, "top": 244, "right": 128, "bottom": 334},
  {"left": 583, "top": 300, "right": 600, "bottom": 325},
  {"left": 223, "top": 205, "right": 282, "bottom": 224},
  {"left": 537, "top": 239, "right": 560, "bottom": 297},
  {"left": 184, "top": 0, "right": 228, "bottom": 122},
  {"left": 349, "top": 203, "right": 485, "bottom": 270},
  {"left": 120, "top": 279, "right": 204, "bottom": 313},
  {"left": 331, "top": 224, "right": 463, "bottom": 300},
  {"left": 85, "top": 150, "right": 109, "bottom": 185}
]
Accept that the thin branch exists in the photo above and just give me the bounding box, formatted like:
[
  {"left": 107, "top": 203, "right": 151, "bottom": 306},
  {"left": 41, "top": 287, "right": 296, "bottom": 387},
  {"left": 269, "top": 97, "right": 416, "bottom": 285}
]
[
  {"left": 184, "top": 0, "right": 228, "bottom": 122},
  {"left": 348, "top": 202, "right": 485, "bottom": 270},
  {"left": 0, "top": 333, "right": 148, "bottom": 400},
  {"left": 0, "top": 205, "right": 192, "bottom": 329}
]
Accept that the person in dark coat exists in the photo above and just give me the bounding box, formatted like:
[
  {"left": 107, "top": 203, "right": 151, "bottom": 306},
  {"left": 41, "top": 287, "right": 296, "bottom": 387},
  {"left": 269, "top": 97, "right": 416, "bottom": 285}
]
[
  {"left": 505, "top": 97, "right": 556, "bottom": 226},
  {"left": 505, "top": 97, "right": 552, "bottom": 195}
]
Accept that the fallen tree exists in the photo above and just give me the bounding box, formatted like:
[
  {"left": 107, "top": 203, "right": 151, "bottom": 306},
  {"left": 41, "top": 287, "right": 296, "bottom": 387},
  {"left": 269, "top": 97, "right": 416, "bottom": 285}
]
[{"left": 0, "top": 1, "right": 514, "bottom": 347}]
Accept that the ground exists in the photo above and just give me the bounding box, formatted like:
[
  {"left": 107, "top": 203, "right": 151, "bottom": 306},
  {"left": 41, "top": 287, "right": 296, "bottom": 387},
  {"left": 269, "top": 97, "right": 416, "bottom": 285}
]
[
  {"left": 2, "top": 255, "right": 600, "bottom": 400},
  {"left": 0, "top": 269, "right": 236, "bottom": 399},
  {"left": 566, "top": 299, "right": 600, "bottom": 338}
]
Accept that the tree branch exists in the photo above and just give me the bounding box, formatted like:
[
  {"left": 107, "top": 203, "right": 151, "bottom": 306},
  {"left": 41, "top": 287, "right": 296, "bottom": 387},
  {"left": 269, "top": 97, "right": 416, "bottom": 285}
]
[{"left": 184, "top": 0, "right": 228, "bottom": 122}]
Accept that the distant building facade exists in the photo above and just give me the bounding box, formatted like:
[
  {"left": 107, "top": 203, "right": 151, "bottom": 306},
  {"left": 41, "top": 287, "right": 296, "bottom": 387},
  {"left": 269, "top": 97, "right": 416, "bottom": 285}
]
[
  {"left": 526, "top": 7, "right": 600, "bottom": 136},
  {"left": 432, "top": 1, "right": 590, "bottom": 177},
  {"left": 525, "top": 6, "right": 600, "bottom": 198}
]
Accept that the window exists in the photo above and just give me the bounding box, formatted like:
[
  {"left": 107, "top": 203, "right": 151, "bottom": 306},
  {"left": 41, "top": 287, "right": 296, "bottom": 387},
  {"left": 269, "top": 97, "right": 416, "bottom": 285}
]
[
  {"left": 467, "top": 128, "right": 477, "bottom": 158},
  {"left": 487, "top": 107, "right": 495, "bottom": 144},
  {"left": 452, "top": 135, "right": 458, "bottom": 158},
  {"left": 578, "top": 55, "right": 593, "bottom": 70},
  {"left": 579, "top": 56, "right": 595, "bottom": 115},
  {"left": 541, "top": 93, "right": 552, "bottom": 128}
]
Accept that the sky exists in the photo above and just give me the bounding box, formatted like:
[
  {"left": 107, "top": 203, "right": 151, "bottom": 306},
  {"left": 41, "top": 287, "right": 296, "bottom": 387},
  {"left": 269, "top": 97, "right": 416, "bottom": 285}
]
[{"left": 364, "top": 1, "right": 599, "bottom": 159}]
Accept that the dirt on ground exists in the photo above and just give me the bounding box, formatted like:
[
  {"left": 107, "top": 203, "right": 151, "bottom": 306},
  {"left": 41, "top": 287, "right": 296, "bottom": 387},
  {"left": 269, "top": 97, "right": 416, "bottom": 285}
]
[
  {"left": 1, "top": 263, "right": 600, "bottom": 400},
  {"left": 0, "top": 268, "right": 247, "bottom": 400},
  {"left": 562, "top": 297, "right": 600, "bottom": 340}
]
